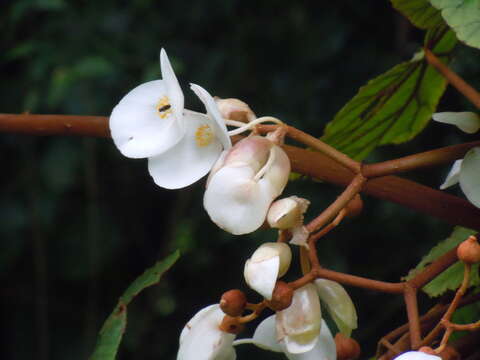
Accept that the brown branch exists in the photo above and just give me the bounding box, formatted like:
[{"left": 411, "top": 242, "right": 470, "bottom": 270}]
[
  {"left": 424, "top": 48, "right": 480, "bottom": 110},
  {"left": 404, "top": 284, "right": 422, "bottom": 349}
]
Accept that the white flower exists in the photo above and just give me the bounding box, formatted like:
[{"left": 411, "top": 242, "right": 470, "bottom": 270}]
[
  {"left": 314, "top": 279, "right": 357, "bottom": 337},
  {"left": 110, "top": 49, "right": 231, "bottom": 189},
  {"left": 433, "top": 111, "right": 480, "bottom": 208},
  {"left": 267, "top": 196, "right": 310, "bottom": 247},
  {"left": 393, "top": 351, "right": 441, "bottom": 360},
  {"left": 177, "top": 304, "right": 236, "bottom": 360},
  {"left": 244, "top": 242, "right": 292, "bottom": 300},
  {"left": 234, "top": 316, "right": 336, "bottom": 360},
  {"left": 204, "top": 135, "right": 291, "bottom": 234}
]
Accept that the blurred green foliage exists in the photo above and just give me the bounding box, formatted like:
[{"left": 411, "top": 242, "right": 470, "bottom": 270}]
[{"left": 1, "top": 1, "right": 480, "bottom": 359}]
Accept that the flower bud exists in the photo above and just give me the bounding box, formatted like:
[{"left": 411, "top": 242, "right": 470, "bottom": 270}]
[
  {"left": 457, "top": 235, "right": 480, "bottom": 264},
  {"left": 219, "top": 315, "right": 245, "bottom": 335},
  {"left": 335, "top": 333, "right": 361, "bottom": 360},
  {"left": 267, "top": 281, "right": 294, "bottom": 311},
  {"left": 220, "top": 289, "right": 247, "bottom": 317},
  {"left": 244, "top": 242, "right": 292, "bottom": 300},
  {"left": 215, "top": 97, "right": 255, "bottom": 123},
  {"left": 268, "top": 196, "right": 310, "bottom": 230}
]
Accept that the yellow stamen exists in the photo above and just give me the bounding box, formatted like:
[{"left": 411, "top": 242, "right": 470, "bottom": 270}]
[
  {"left": 156, "top": 96, "right": 173, "bottom": 119},
  {"left": 195, "top": 124, "right": 214, "bottom": 147}
]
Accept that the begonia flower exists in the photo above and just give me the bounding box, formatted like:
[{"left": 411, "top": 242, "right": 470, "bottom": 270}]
[
  {"left": 393, "top": 351, "right": 441, "bottom": 360},
  {"left": 177, "top": 304, "right": 236, "bottom": 360},
  {"left": 244, "top": 242, "right": 292, "bottom": 300},
  {"left": 315, "top": 279, "right": 358, "bottom": 337},
  {"left": 204, "top": 135, "right": 291, "bottom": 234},
  {"left": 433, "top": 111, "right": 480, "bottom": 208}
]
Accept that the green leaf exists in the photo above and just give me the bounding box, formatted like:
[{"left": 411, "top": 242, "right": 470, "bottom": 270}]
[
  {"left": 403, "top": 227, "right": 478, "bottom": 297},
  {"left": 90, "top": 250, "right": 180, "bottom": 360},
  {"left": 321, "top": 25, "right": 457, "bottom": 160},
  {"left": 429, "top": 0, "right": 480, "bottom": 49},
  {"left": 391, "top": 0, "right": 443, "bottom": 29}
]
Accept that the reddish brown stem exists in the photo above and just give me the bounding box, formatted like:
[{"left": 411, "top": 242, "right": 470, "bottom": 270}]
[{"left": 404, "top": 284, "right": 422, "bottom": 349}]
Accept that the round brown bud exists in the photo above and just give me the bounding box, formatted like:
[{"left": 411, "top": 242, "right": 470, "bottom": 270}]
[
  {"left": 220, "top": 289, "right": 247, "bottom": 317},
  {"left": 267, "top": 281, "right": 294, "bottom": 311},
  {"left": 457, "top": 235, "right": 480, "bottom": 264},
  {"left": 219, "top": 315, "right": 245, "bottom": 334},
  {"left": 335, "top": 333, "right": 361, "bottom": 360}
]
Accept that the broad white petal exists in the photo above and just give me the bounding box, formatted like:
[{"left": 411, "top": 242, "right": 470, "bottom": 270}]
[
  {"left": 315, "top": 279, "right": 357, "bottom": 337},
  {"left": 160, "top": 49, "right": 184, "bottom": 122},
  {"left": 394, "top": 351, "right": 441, "bottom": 360},
  {"left": 191, "top": 84, "right": 232, "bottom": 150},
  {"left": 260, "top": 145, "right": 291, "bottom": 196},
  {"left": 233, "top": 315, "right": 283, "bottom": 352},
  {"left": 177, "top": 304, "right": 236, "bottom": 360},
  {"left": 203, "top": 165, "right": 275, "bottom": 235},
  {"left": 110, "top": 80, "right": 184, "bottom": 158},
  {"left": 460, "top": 147, "right": 480, "bottom": 208},
  {"left": 440, "top": 160, "right": 462, "bottom": 190},
  {"left": 244, "top": 256, "right": 279, "bottom": 300},
  {"left": 432, "top": 112, "right": 480, "bottom": 134},
  {"left": 148, "top": 112, "right": 222, "bottom": 189},
  {"left": 285, "top": 320, "right": 336, "bottom": 360}
]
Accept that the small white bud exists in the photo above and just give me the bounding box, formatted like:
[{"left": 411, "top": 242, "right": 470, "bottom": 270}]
[
  {"left": 268, "top": 196, "right": 310, "bottom": 229},
  {"left": 214, "top": 97, "right": 255, "bottom": 123}
]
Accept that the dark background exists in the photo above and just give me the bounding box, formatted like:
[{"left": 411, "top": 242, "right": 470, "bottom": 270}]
[{"left": 1, "top": 1, "right": 479, "bottom": 359}]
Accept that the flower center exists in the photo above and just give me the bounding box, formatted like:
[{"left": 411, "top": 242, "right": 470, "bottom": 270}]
[
  {"left": 195, "top": 124, "right": 214, "bottom": 147},
  {"left": 156, "top": 96, "right": 173, "bottom": 119}
]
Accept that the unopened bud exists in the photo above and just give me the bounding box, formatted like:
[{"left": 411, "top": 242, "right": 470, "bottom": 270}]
[
  {"left": 219, "top": 315, "right": 245, "bottom": 334},
  {"left": 345, "top": 194, "right": 363, "bottom": 218},
  {"left": 267, "top": 196, "right": 310, "bottom": 230},
  {"left": 266, "top": 281, "right": 294, "bottom": 311},
  {"left": 335, "top": 333, "right": 361, "bottom": 360},
  {"left": 249, "top": 242, "right": 292, "bottom": 277},
  {"left": 214, "top": 97, "right": 255, "bottom": 123},
  {"left": 220, "top": 289, "right": 247, "bottom": 317},
  {"left": 457, "top": 235, "right": 480, "bottom": 264}
]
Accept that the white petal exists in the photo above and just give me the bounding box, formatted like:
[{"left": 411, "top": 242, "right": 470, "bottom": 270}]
[
  {"left": 440, "top": 160, "right": 462, "bottom": 190},
  {"left": 148, "top": 112, "right": 223, "bottom": 189},
  {"left": 203, "top": 165, "right": 275, "bottom": 234},
  {"left": 460, "top": 147, "right": 480, "bottom": 208},
  {"left": 233, "top": 315, "right": 283, "bottom": 352},
  {"left": 284, "top": 320, "right": 336, "bottom": 360},
  {"left": 394, "top": 351, "right": 441, "bottom": 360},
  {"left": 315, "top": 279, "right": 357, "bottom": 337},
  {"left": 191, "top": 84, "right": 232, "bottom": 150},
  {"left": 244, "top": 256, "right": 279, "bottom": 300},
  {"left": 110, "top": 80, "right": 185, "bottom": 158},
  {"left": 289, "top": 226, "right": 310, "bottom": 248},
  {"left": 177, "top": 304, "right": 236, "bottom": 360},
  {"left": 276, "top": 284, "right": 321, "bottom": 354},
  {"left": 160, "top": 49, "right": 184, "bottom": 121},
  {"left": 260, "top": 145, "right": 291, "bottom": 196},
  {"left": 432, "top": 112, "right": 480, "bottom": 134}
]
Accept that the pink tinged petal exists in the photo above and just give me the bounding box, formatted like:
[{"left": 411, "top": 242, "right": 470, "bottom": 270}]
[
  {"left": 394, "top": 351, "right": 441, "bottom": 360},
  {"left": 109, "top": 80, "right": 185, "bottom": 158},
  {"left": 203, "top": 165, "right": 274, "bottom": 234},
  {"left": 276, "top": 284, "right": 322, "bottom": 354},
  {"left": 284, "top": 320, "right": 336, "bottom": 360},
  {"left": 244, "top": 256, "right": 279, "bottom": 300},
  {"left": 223, "top": 136, "right": 272, "bottom": 171},
  {"left": 148, "top": 112, "right": 223, "bottom": 189},
  {"left": 459, "top": 147, "right": 480, "bottom": 208},
  {"left": 160, "top": 49, "right": 184, "bottom": 123},
  {"left": 315, "top": 279, "right": 358, "bottom": 337},
  {"left": 177, "top": 304, "right": 236, "bottom": 360},
  {"left": 233, "top": 315, "right": 283, "bottom": 352},
  {"left": 432, "top": 112, "right": 480, "bottom": 134},
  {"left": 440, "top": 160, "right": 462, "bottom": 190},
  {"left": 259, "top": 145, "right": 291, "bottom": 196},
  {"left": 191, "top": 84, "right": 232, "bottom": 150}
]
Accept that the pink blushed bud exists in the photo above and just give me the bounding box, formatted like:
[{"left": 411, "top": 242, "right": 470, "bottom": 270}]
[{"left": 214, "top": 97, "right": 255, "bottom": 123}]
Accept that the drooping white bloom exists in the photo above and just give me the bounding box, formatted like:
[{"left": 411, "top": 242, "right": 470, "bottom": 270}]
[
  {"left": 204, "top": 135, "right": 291, "bottom": 234},
  {"left": 244, "top": 242, "right": 292, "bottom": 299},
  {"left": 393, "top": 351, "right": 441, "bottom": 360},
  {"left": 110, "top": 49, "right": 232, "bottom": 189},
  {"left": 268, "top": 196, "right": 311, "bottom": 247},
  {"left": 432, "top": 112, "right": 480, "bottom": 134},
  {"left": 314, "top": 279, "right": 358, "bottom": 337},
  {"left": 276, "top": 284, "right": 322, "bottom": 354},
  {"left": 177, "top": 304, "right": 236, "bottom": 360},
  {"left": 234, "top": 316, "right": 336, "bottom": 360}
]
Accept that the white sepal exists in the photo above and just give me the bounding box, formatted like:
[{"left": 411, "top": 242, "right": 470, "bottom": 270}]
[
  {"left": 432, "top": 112, "right": 480, "bottom": 134},
  {"left": 440, "top": 160, "right": 462, "bottom": 190},
  {"left": 233, "top": 315, "right": 283, "bottom": 352},
  {"left": 459, "top": 147, "right": 480, "bottom": 208}
]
